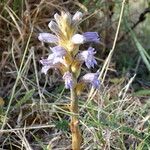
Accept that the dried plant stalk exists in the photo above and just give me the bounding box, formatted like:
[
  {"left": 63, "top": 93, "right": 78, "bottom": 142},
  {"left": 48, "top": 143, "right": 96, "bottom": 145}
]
[{"left": 70, "top": 88, "right": 82, "bottom": 150}]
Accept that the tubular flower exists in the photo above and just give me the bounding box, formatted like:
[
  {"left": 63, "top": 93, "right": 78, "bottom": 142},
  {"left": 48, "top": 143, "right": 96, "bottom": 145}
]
[
  {"left": 63, "top": 71, "right": 74, "bottom": 89},
  {"left": 50, "top": 46, "right": 66, "bottom": 57},
  {"left": 82, "top": 32, "right": 100, "bottom": 43},
  {"left": 40, "top": 56, "right": 56, "bottom": 74},
  {"left": 71, "top": 32, "right": 100, "bottom": 44},
  {"left": 40, "top": 59, "right": 53, "bottom": 74},
  {"left": 40, "top": 46, "right": 68, "bottom": 74},
  {"left": 82, "top": 72, "right": 100, "bottom": 89},
  {"left": 38, "top": 33, "right": 58, "bottom": 43},
  {"left": 50, "top": 46, "right": 72, "bottom": 67},
  {"left": 77, "top": 47, "right": 97, "bottom": 69}
]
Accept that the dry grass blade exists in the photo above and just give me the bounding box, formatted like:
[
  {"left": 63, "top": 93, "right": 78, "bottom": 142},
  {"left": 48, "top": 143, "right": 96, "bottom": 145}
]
[
  {"left": 87, "top": 0, "right": 126, "bottom": 101},
  {"left": 0, "top": 124, "right": 55, "bottom": 133},
  {"left": 0, "top": 29, "right": 33, "bottom": 131},
  {"left": 0, "top": 0, "right": 149, "bottom": 149}
]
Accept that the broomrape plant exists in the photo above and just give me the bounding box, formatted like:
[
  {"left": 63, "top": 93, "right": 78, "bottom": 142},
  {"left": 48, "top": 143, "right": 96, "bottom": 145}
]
[{"left": 38, "top": 11, "right": 100, "bottom": 150}]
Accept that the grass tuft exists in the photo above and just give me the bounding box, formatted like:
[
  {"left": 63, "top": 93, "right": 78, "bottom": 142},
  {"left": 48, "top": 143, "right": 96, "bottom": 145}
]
[{"left": 0, "top": 0, "right": 149, "bottom": 149}]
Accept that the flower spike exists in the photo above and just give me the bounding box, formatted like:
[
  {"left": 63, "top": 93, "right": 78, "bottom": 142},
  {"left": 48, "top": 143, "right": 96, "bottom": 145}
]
[{"left": 39, "top": 11, "right": 101, "bottom": 150}]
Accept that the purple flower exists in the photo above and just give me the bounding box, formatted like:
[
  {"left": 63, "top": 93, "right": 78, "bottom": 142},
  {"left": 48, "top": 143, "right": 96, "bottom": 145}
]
[
  {"left": 77, "top": 47, "right": 97, "bottom": 69},
  {"left": 40, "top": 56, "right": 55, "bottom": 74},
  {"left": 40, "top": 46, "right": 67, "bottom": 74},
  {"left": 71, "top": 32, "right": 100, "bottom": 44},
  {"left": 82, "top": 72, "right": 100, "bottom": 88},
  {"left": 50, "top": 46, "right": 67, "bottom": 66},
  {"left": 63, "top": 71, "right": 74, "bottom": 89},
  {"left": 38, "top": 33, "right": 58, "bottom": 43},
  {"left": 50, "top": 46, "right": 66, "bottom": 57},
  {"left": 82, "top": 32, "right": 100, "bottom": 43}
]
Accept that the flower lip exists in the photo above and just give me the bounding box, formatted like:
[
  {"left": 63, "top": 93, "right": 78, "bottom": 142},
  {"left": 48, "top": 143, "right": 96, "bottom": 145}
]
[
  {"left": 40, "top": 46, "right": 68, "bottom": 74},
  {"left": 63, "top": 71, "right": 74, "bottom": 89},
  {"left": 50, "top": 46, "right": 68, "bottom": 66},
  {"left": 82, "top": 72, "right": 100, "bottom": 88},
  {"left": 77, "top": 47, "right": 97, "bottom": 69},
  {"left": 41, "top": 65, "right": 52, "bottom": 74},
  {"left": 38, "top": 33, "right": 58, "bottom": 43},
  {"left": 82, "top": 32, "right": 100, "bottom": 43},
  {"left": 40, "top": 57, "right": 53, "bottom": 66},
  {"left": 40, "top": 56, "right": 56, "bottom": 74},
  {"left": 40, "top": 56, "right": 66, "bottom": 74},
  {"left": 50, "top": 46, "right": 67, "bottom": 57}
]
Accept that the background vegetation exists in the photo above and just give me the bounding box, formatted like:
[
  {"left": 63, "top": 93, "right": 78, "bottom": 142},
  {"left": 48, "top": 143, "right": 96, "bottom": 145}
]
[{"left": 0, "top": 0, "right": 150, "bottom": 149}]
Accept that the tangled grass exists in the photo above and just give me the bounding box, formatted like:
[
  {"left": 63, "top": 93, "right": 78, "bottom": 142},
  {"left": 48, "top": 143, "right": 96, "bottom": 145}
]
[{"left": 0, "top": 0, "right": 150, "bottom": 149}]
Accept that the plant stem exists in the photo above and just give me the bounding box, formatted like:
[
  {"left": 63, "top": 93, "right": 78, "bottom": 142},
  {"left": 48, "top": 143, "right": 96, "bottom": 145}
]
[{"left": 70, "top": 88, "right": 82, "bottom": 150}]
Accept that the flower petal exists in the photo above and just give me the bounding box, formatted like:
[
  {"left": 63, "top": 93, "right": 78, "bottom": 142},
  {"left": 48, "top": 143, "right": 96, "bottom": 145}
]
[
  {"left": 40, "top": 56, "right": 55, "bottom": 74},
  {"left": 71, "top": 34, "right": 85, "bottom": 44},
  {"left": 82, "top": 32, "right": 100, "bottom": 43},
  {"left": 72, "top": 11, "right": 83, "bottom": 24},
  {"left": 63, "top": 71, "right": 74, "bottom": 89},
  {"left": 47, "top": 53, "right": 55, "bottom": 60},
  {"left": 41, "top": 65, "right": 51, "bottom": 74},
  {"left": 54, "top": 13, "right": 61, "bottom": 24},
  {"left": 50, "top": 46, "right": 66, "bottom": 57},
  {"left": 82, "top": 72, "right": 100, "bottom": 88},
  {"left": 77, "top": 47, "right": 97, "bottom": 69},
  {"left": 48, "top": 46, "right": 68, "bottom": 66},
  {"left": 40, "top": 56, "right": 62, "bottom": 74},
  {"left": 40, "top": 57, "right": 53, "bottom": 66},
  {"left": 48, "top": 21, "right": 61, "bottom": 35},
  {"left": 38, "top": 33, "right": 58, "bottom": 43},
  {"left": 62, "top": 12, "right": 72, "bottom": 25}
]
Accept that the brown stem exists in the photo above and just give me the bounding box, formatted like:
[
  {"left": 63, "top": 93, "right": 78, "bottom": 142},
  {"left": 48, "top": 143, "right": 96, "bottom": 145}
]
[{"left": 70, "top": 88, "right": 82, "bottom": 150}]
